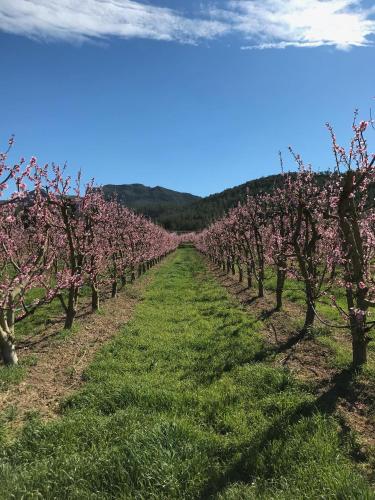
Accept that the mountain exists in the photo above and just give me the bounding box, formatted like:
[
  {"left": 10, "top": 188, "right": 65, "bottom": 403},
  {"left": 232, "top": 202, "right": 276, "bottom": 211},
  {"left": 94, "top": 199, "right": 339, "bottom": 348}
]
[
  {"left": 160, "top": 172, "right": 338, "bottom": 231},
  {"left": 102, "top": 184, "right": 201, "bottom": 221},
  {"left": 157, "top": 174, "right": 287, "bottom": 231},
  {"left": 103, "top": 173, "right": 334, "bottom": 232}
]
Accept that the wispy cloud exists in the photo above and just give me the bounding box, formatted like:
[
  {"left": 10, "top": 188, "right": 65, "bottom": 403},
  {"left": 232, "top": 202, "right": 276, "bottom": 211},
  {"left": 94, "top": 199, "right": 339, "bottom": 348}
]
[
  {"left": 0, "top": 0, "right": 227, "bottom": 44},
  {"left": 1, "top": 0, "right": 374, "bottom": 50},
  {"left": 219, "top": 0, "right": 375, "bottom": 50}
]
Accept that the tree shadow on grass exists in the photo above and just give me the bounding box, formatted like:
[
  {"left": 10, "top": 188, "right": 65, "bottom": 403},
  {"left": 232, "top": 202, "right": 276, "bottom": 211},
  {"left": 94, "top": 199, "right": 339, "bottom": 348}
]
[
  {"left": 234, "top": 287, "right": 251, "bottom": 295},
  {"left": 199, "top": 368, "right": 361, "bottom": 499},
  {"left": 199, "top": 399, "right": 316, "bottom": 499},
  {"left": 315, "top": 368, "right": 357, "bottom": 414},
  {"left": 254, "top": 327, "right": 307, "bottom": 362},
  {"left": 241, "top": 296, "right": 258, "bottom": 306}
]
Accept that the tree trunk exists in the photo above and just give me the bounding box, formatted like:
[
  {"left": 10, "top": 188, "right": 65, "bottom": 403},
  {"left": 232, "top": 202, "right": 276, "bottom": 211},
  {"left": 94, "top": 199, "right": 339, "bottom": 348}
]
[
  {"left": 112, "top": 280, "right": 118, "bottom": 298},
  {"left": 91, "top": 285, "right": 100, "bottom": 312},
  {"left": 246, "top": 261, "right": 252, "bottom": 289},
  {"left": 238, "top": 266, "right": 243, "bottom": 283},
  {"left": 276, "top": 267, "right": 286, "bottom": 311},
  {"left": 349, "top": 302, "right": 368, "bottom": 368},
  {"left": 352, "top": 327, "right": 367, "bottom": 367},
  {"left": 64, "top": 285, "right": 78, "bottom": 329},
  {"left": 303, "top": 299, "right": 315, "bottom": 332},
  {"left": 258, "top": 278, "right": 264, "bottom": 298},
  {"left": 0, "top": 328, "right": 18, "bottom": 366}
]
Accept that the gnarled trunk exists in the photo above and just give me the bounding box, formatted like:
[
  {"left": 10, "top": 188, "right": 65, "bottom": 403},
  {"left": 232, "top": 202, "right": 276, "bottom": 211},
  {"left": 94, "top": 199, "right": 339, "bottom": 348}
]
[
  {"left": 64, "top": 285, "right": 78, "bottom": 329},
  {"left": 275, "top": 266, "right": 286, "bottom": 311},
  {"left": 112, "top": 280, "right": 118, "bottom": 298},
  {"left": 0, "top": 333, "right": 18, "bottom": 365},
  {"left": 303, "top": 292, "right": 315, "bottom": 332},
  {"left": 226, "top": 259, "right": 231, "bottom": 274},
  {"left": 91, "top": 285, "right": 100, "bottom": 311},
  {"left": 352, "top": 326, "right": 367, "bottom": 367},
  {"left": 258, "top": 278, "right": 264, "bottom": 298},
  {"left": 247, "top": 262, "right": 252, "bottom": 289},
  {"left": 346, "top": 287, "right": 369, "bottom": 369},
  {"left": 238, "top": 265, "right": 243, "bottom": 283},
  {"left": 0, "top": 310, "right": 18, "bottom": 365}
]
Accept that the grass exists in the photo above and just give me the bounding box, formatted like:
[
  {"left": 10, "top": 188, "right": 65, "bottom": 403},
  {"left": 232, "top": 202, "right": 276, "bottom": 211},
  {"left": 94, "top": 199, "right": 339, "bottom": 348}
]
[
  {"left": 0, "top": 365, "right": 25, "bottom": 392},
  {"left": 0, "top": 248, "right": 373, "bottom": 499}
]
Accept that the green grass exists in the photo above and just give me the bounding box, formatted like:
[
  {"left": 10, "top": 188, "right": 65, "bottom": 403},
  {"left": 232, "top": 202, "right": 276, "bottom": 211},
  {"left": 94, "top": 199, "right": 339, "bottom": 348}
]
[
  {"left": 0, "top": 354, "right": 39, "bottom": 393},
  {"left": 0, "top": 365, "right": 25, "bottom": 392},
  {"left": 0, "top": 248, "right": 373, "bottom": 499}
]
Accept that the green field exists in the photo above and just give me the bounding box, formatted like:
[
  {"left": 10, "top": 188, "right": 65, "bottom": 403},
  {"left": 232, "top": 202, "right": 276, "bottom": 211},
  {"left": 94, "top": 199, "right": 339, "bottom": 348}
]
[{"left": 0, "top": 248, "right": 373, "bottom": 499}]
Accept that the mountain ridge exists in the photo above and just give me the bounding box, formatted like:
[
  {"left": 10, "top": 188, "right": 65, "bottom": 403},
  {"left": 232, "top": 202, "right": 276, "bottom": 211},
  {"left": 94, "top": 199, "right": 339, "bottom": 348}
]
[{"left": 103, "top": 175, "right": 294, "bottom": 231}]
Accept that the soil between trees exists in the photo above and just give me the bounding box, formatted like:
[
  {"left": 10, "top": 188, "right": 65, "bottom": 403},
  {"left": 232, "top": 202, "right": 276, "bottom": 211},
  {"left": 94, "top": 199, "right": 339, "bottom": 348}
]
[{"left": 0, "top": 261, "right": 165, "bottom": 426}]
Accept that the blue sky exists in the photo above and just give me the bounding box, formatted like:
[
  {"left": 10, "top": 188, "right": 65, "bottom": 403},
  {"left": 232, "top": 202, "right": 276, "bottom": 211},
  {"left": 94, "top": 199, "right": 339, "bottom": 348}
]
[{"left": 1, "top": 0, "right": 375, "bottom": 196}]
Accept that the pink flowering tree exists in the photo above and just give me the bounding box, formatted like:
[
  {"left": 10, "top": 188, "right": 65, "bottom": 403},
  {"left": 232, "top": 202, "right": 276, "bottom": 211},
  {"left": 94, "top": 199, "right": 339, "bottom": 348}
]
[
  {"left": 0, "top": 156, "right": 58, "bottom": 365},
  {"left": 105, "top": 201, "right": 128, "bottom": 297},
  {"left": 81, "top": 188, "right": 112, "bottom": 312},
  {"left": 0, "top": 138, "right": 180, "bottom": 366},
  {"left": 46, "top": 168, "right": 91, "bottom": 329},
  {"left": 327, "top": 116, "right": 375, "bottom": 367},
  {"left": 280, "top": 158, "right": 338, "bottom": 333}
]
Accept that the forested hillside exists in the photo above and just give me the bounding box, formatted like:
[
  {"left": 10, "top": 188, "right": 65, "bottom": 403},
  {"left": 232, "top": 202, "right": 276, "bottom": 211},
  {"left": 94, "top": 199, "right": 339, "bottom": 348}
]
[
  {"left": 104, "top": 173, "right": 331, "bottom": 231},
  {"left": 158, "top": 174, "right": 290, "bottom": 230},
  {"left": 102, "top": 183, "right": 201, "bottom": 222}
]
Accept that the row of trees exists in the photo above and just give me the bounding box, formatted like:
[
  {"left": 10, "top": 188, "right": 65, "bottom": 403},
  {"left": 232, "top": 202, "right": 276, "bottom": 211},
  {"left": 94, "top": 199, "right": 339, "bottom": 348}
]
[
  {"left": 195, "top": 117, "right": 375, "bottom": 368},
  {"left": 0, "top": 141, "right": 178, "bottom": 366}
]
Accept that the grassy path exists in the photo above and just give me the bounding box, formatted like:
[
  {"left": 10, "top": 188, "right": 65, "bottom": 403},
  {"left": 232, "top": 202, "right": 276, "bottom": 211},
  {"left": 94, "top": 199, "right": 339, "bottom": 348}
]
[{"left": 0, "top": 248, "right": 373, "bottom": 499}]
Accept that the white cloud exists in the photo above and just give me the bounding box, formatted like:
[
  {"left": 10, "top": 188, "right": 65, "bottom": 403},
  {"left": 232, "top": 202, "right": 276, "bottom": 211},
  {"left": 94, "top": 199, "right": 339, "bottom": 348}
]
[
  {"left": 221, "top": 0, "right": 375, "bottom": 50},
  {"left": 0, "top": 0, "right": 374, "bottom": 50},
  {"left": 0, "top": 0, "right": 227, "bottom": 43}
]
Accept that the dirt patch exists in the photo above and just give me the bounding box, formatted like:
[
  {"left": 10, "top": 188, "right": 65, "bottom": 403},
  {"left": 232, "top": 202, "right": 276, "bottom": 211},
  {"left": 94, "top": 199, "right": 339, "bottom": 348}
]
[
  {"left": 206, "top": 259, "right": 375, "bottom": 461},
  {"left": 0, "top": 271, "right": 157, "bottom": 427}
]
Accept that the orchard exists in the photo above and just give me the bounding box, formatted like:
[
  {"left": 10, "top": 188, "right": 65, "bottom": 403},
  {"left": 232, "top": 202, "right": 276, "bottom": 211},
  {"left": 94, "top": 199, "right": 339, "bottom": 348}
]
[
  {"left": 195, "top": 117, "right": 375, "bottom": 369},
  {"left": 0, "top": 142, "right": 178, "bottom": 365}
]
